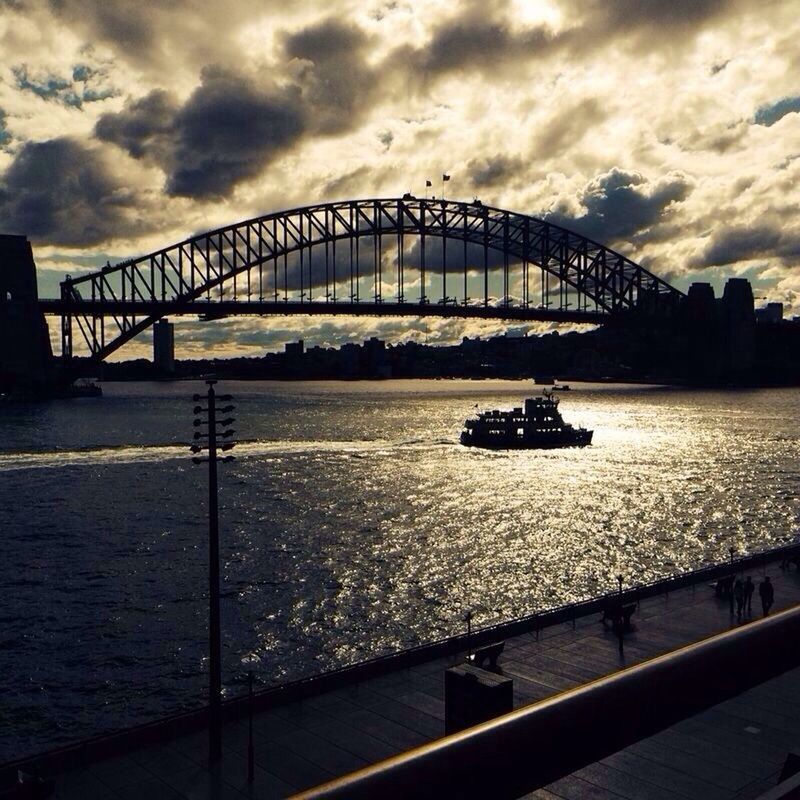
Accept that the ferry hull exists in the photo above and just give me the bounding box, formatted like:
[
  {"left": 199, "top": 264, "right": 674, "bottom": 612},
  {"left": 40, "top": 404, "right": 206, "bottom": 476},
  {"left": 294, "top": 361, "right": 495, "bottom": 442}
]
[{"left": 460, "top": 430, "right": 593, "bottom": 450}]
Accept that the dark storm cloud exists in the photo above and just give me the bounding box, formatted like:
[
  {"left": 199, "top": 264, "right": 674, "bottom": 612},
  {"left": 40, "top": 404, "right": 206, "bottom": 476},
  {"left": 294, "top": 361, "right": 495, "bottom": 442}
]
[
  {"left": 96, "top": 69, "right": 306, "bottom": 199},
  {"left": 168, "top": 69, "right": 305, "bottom": 197},
  {"left": 42, "top": 1, "right": 319, "bottom": 76},
  {"left": 391, "top": 14, "right": 554, "bottom": 80},
  {"left": 419, "top": 20, "right": 552, "bottom": 75},
  {"left": 392, "top": 0, "right": 732, "bottom": 83},
  {"left": 94, "top": 17, "right": 381, "bottom": 200},
  {"left": 0, "top": 137, "right": 139, "bottom": 246},
  {"left": 585, "top": 0, "right": 732, "bottom": 34},
  {"left": 545, "top": 168, "right": 693, "bottom": 244},
  {"left": 95, "top": 89, "right": 179, "bottom": 160},
  {"left": 47, "top": 0, "right": 153, "bottom": 55},
  {"left": 468, "top": 155, "right": 525, "bottom": 189},
  {"left": 562, "top": 0, "right": 741, "bottom": 54},
  {"left": 754, "top": 96, "right": 800, "bottom": 127},
  {"left": 693, "top": 225, "right": 800, "bottom": 268},
  {"left": 282, "top": 18, "right": 375, "bottom": 135}
]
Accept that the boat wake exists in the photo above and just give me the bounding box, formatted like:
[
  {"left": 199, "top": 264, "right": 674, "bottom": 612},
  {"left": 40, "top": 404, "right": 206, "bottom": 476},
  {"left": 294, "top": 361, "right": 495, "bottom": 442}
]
[{"left": 0, "top": 438, "right": 453, "bottom": 471}]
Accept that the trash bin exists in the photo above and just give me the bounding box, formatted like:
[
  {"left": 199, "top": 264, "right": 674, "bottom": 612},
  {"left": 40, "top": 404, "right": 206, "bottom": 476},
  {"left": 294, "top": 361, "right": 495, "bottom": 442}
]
[{"left": 445, "top": 663, "right": 513, "bottom": 735}]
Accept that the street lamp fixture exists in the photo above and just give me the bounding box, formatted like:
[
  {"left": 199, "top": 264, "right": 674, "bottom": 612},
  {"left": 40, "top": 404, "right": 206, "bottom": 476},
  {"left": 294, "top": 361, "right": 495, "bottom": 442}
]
[
  {"left": 616, "top": 574, "right": 624, "bottom": 655},
  {"left": 728, "top": 546, "right": 736, "bottom": 615},
  {"left": 191, "top": 379, "right": 237, "bottom": 764},
  {"left": 241, "top": 652, "right": 261, "bottom": 783}
]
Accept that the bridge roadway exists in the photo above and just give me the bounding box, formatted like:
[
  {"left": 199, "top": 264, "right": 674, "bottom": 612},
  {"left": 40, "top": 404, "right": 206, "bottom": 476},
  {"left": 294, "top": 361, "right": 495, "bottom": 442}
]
[
  {"left": 10, "top": 550, "right": 800, "bottom": 799},
  {"left": 37, "top": 298, "right": 607, "bottom": 324}
]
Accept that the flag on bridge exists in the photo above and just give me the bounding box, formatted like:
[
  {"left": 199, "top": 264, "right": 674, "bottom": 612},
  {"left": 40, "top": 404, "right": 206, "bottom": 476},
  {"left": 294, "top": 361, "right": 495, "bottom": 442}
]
[
  {"left": 426, "top": 180, "right": 432, "bottom": 187},
  {"left": 443, "top": 174, "right": 451, "bottom": 182}
]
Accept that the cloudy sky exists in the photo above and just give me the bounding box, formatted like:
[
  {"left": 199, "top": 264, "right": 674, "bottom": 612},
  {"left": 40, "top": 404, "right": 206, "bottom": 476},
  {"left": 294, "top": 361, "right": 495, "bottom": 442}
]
[{"left": 1, "top": 0, "right": 798, "bottom": 358}]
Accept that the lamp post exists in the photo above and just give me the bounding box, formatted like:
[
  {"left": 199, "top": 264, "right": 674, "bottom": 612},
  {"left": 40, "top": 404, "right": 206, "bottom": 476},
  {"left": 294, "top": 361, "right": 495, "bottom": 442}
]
[
  {"left": 729, "top": 546, "right": 735, "bottom": 616},
  {"left": 616, "top": 574, "right": 624, "bottom": 656},
  {"left": 191, "top": 380, "right": 236, "bottom": 764},
  {"left": 241, "top": 653, "right": 260, "bottom": 783}
]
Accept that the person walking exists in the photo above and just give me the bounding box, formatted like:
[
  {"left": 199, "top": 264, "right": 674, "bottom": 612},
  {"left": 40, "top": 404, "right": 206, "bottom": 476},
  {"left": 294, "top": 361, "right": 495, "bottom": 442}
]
[
  {"left": 733, "top": 578, "right": 744, "bottom": 620},
  {"left": 759, "top": 576, "right": 774, "bottom": 616},
  {"left": 744, "top": 576, "right": 755, "bottom": 615}
]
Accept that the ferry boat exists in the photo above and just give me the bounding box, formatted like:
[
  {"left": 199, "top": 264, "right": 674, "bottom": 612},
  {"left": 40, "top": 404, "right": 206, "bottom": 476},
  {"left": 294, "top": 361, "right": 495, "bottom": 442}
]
[{"left": 460, "top": 391, "right": 592, "bottom": 449}]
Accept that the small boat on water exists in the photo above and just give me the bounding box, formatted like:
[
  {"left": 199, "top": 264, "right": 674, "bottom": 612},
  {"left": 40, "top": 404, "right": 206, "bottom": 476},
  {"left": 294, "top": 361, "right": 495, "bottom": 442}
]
[
  {"left": 67, "top": 378, "right": 103, "bottom": 398},
  {"left": 0, "top": 378, "right": 102, "bottom": 402},
  {"left": 460, "top": 390, "right": 592, "bottom": 450}
]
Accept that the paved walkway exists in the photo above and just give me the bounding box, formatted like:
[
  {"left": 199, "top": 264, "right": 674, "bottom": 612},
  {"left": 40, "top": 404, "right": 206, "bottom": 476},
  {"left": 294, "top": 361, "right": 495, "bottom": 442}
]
[
  {"left": 48, "top": 559, "right": 800, "bottom": 799},
  {"left": 531, "top": 662, "right": 800, "bottom": 800}
]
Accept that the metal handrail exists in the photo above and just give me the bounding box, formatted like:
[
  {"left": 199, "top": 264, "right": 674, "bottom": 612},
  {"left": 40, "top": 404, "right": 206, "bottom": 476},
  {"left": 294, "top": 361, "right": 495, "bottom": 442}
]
[{"left": 295, "top": 604, "right": 800, "bottom": 800}]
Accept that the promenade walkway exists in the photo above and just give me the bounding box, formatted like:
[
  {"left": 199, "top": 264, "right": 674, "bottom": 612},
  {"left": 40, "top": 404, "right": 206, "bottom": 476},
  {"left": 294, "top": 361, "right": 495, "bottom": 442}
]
[
  {"left": 44, "top": 557, "right": 800, "bottom": 799},
  {"left": 530, "top": 661, "right": 800, "bottom": 800}
]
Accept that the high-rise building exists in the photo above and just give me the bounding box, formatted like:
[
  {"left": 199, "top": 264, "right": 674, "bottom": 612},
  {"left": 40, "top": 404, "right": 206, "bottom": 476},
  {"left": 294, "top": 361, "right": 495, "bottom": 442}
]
[
  {"left": 284, "top": 340, "right": 304, "bottom": 359},
  {"left": 721, "top": 278, "right": 755, "bottom": 378}
]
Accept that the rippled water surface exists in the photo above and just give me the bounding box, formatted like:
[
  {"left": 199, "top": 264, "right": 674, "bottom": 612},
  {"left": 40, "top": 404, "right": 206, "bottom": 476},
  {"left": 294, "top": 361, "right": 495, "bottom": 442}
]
[{"left": 2, "top": 380, "right": 799, "bottom": 760}]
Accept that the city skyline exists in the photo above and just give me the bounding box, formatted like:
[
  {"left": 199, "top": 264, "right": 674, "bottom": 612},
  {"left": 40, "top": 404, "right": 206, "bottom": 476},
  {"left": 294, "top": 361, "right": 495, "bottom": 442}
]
[{"left": 0, "top": 0, "right": 798, "bottom": 357}]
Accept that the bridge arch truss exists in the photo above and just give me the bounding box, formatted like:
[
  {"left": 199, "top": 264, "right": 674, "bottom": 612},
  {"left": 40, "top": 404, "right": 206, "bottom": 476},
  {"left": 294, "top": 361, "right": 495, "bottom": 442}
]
[{"left": 58, "top": 197, "right": 684, "bottom": 360}]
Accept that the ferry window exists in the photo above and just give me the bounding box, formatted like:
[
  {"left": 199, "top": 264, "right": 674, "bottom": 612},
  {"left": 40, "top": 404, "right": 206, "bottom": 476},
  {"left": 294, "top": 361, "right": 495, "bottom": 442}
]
[{"left": 517, "top": 428, "right": 524, "bottom": 436}]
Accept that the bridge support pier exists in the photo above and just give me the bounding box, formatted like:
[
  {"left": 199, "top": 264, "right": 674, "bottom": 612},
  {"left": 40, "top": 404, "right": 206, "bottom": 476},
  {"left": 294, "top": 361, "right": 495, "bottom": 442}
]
[
  {"left": 153, "top": 319, "right": 175, "bottom": 373},
  {"left": 0, "top": 235, "right": 55, "bottom": 395}
]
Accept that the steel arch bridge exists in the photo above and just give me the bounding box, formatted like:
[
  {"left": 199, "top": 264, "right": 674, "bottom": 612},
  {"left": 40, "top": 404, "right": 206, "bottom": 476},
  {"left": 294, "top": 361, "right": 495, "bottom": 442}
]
[{"left": 46, "top": 197, "right": 685, "bottom": 361}]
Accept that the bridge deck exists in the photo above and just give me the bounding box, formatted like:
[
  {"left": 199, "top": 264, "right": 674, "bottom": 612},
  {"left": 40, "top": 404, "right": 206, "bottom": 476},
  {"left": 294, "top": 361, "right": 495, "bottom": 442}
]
[
  {"left": 30, "top": 556, "right": 800, "bottom": 799},
  {"left": 38, "top": 298, "right": 606, "bottom": 325}
]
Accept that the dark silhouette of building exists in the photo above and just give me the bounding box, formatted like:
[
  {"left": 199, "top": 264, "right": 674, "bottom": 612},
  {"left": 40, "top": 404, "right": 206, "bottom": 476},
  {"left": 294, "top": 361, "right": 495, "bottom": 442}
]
[
  {"left": 755, "top": 302, "right": 783, "bottom": 323},
  {"left": 685, "top": 277, "right": 760, "bottom": 385},
  {"left": 0, "top": 235, "right": 54, "bottom": 393},
  {"left": 721, "top": 278, "right": 755, "bottom": 381},
  {"left": 686, "top": 282, "right": 721, "bottom": 383},
  {"left": 285, "top": 340, "right": 304, "bottom": 359}
]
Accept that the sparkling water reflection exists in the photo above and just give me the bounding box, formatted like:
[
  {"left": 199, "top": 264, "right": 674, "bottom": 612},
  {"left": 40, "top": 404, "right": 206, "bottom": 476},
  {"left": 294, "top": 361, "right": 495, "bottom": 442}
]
[{"left": 1, "top": 380, "right": 798, "bottom": 760}]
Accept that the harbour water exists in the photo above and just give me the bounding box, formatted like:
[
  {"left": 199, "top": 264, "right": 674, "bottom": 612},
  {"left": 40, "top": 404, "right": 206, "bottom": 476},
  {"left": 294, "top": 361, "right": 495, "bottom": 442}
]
[{"left": 2, "top": 380, "right": 799, "bottom": 762}]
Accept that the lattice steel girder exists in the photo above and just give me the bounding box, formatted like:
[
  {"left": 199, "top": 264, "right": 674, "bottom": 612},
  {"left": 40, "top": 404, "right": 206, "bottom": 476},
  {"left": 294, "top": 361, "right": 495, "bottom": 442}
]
[{"left": 58, "top": 197, "right": 684, "bottom": 360}]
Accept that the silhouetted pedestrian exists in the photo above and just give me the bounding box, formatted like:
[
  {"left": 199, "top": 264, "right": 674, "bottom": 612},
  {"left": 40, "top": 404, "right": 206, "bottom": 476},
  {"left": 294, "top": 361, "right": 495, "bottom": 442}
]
[
  {"left": 759, "top": 576, "right": 774, "bottom": 616},
  {"left": 734, "top": 579, "right": 744, "bottom": 620},
  {"left": 744, "top": 576, "right": 755, "bottom": 615}
]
